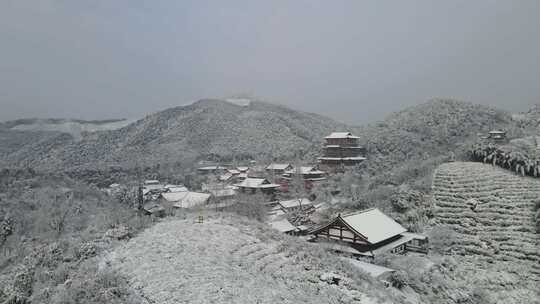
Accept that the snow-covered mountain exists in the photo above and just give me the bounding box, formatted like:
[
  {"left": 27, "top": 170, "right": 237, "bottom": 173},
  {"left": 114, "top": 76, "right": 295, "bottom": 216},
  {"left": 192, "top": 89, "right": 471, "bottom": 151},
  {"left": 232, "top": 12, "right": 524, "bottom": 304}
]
[
  {"left": 1, "top": 98, "right": 537, "bottom": 173},
  {"left": 0, "top": 99, "right": 347, "bottom": 170}
]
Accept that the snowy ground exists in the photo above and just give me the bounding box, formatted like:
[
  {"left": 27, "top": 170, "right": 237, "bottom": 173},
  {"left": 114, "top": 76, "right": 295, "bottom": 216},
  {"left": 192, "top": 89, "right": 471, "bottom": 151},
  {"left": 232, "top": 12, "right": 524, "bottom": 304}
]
[{"left": 102, "top": 215, "right": 388, "bottom": 304}]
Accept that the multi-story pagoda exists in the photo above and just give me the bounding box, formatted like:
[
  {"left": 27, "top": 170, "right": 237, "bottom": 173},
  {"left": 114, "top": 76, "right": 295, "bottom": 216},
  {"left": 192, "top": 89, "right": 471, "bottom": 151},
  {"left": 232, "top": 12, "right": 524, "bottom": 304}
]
[{"left": 318, "top": 132, "right": 366, "bottom": 170}]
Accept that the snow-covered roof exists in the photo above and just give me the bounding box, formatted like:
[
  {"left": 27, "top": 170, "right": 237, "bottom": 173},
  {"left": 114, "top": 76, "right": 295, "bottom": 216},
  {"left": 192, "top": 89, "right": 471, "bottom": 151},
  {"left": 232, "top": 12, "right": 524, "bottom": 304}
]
[
  {"left": 314, "top": 202, "right": 330, "bottom": 211},
  {"left": 168, "top": 186, "right": 188, "bottom": 193},
  {"left": 259, "top": 184, "right": 281, "bottom": 189},
  {"left": 318, "top": 157, "right": 366, "bottom": 161},
  {"left": 165, "top": 184, "right": 188, "bottom": 193},
  {"left": 296, "top": 225, "right": 311, "bottom": 231},
  {"left": 341, "top": 258, "right": 395, "bottom": 278},
  {"left": 357, "top": 232, "right": 426, "bottom": 257},
  {"left": 143, "top": 202, "right": 165, "bottom": 214},
  {"left": 279, "top": 198, "right": 313, "bottom": 209},
  {"left": 325, "top": 132, "right": 360, "bottom": 139},
  {"left": 208, "top": 188, "right": 236, "bottom": 198},
  {"left": 162, "top": 191, "right": 189, "bottom": 202},
  {"left": 341, "top": 208, "right": 407, "bottom": 244},
  {"left": 165, "top": 184, "right": 183, "bottom": 189},
  {"left": 269, "top": 219, "right": 297, "bottom": 233},
  {"left": 198, "top": 166, "right": 227, "bottom": 171},
  {"left": 162, "top": 191, "right": 211, "bottom": 207},
  {"left": 172, "top": 192, "right": 211, "bottom": 209},
  {"left": 236, "top": 178, "right": 266, "bottom": 188},
  {"left": 236, "top": 178, "right": 278, "bottom": 189},
  {"left": 343, "top": 157, "right": 366, "bottom": 161},
  {"left": 285, "top": 167, "right": 326, "bottom": 175},
  {"left": 143, "top": 183, "right": 165, "bottom": 191},
  {"left": 266, "top": 163, "right": 292, "bottom": 170},
  {"left": 144, "top": 180, "right": 160, "bottom": 185}
]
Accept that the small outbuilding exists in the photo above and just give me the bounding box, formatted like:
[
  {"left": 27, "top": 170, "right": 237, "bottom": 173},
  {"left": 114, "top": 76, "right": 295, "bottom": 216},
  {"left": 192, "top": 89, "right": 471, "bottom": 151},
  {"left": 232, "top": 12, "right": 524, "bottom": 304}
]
[
  {"left": 142, "top": 202, "right": 166, "bottom": 217},
  {"left": 487, "top": 130, "right": 507, "bottom": 142}
]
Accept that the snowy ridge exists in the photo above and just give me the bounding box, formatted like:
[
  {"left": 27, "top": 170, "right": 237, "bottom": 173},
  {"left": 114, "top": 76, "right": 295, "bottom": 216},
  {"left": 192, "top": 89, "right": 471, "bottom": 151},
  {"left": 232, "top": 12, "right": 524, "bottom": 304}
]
[{"left": 105, "top": 216, "right": 388, "bottom": 304}]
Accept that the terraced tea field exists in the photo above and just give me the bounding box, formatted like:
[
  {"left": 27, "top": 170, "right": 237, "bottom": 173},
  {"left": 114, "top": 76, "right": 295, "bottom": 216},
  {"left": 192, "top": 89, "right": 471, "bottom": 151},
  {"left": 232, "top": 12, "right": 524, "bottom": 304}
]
[
  {"left": 433, "top": 162, "right": 540, "bottom": 279},
  {"left": 104, "top": 215, "right": 387, "bottom": 304}
]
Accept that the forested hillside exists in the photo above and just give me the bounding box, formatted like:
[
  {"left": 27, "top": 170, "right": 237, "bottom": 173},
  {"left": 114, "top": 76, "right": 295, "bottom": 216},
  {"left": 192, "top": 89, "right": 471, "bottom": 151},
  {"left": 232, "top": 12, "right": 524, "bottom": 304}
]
[
  {"left": 355, "top": 99, "right": 516, "bottom": 177},
  {"left": 0, "top": 99, "right": 347, "bottom": 170}
]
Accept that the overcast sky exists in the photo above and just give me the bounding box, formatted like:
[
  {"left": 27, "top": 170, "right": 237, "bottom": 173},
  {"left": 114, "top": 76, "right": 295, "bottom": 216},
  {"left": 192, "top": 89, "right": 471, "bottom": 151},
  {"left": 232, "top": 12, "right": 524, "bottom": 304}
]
[{"left": 1, "top": 1, "right": 539, "bottom": 124}]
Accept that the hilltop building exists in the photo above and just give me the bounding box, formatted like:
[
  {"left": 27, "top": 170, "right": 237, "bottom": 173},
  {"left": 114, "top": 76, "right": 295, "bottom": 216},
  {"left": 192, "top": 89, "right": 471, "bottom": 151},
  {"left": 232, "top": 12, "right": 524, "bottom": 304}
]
[
  {"left": 310, "top": 208, "right": 428, "bottom": 258},
  {"left": 487, "top": 130, "right": 507, "bottom": 143},
  {"left": 318, "top": 132, "right": 366, "bottom": 170}
]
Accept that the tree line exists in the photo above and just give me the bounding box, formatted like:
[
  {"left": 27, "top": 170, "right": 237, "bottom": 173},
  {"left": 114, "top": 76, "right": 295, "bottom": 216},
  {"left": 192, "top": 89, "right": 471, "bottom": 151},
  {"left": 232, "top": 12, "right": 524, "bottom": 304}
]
[{"left": 469, "top": 143, "right": 540, "bottom": 177}]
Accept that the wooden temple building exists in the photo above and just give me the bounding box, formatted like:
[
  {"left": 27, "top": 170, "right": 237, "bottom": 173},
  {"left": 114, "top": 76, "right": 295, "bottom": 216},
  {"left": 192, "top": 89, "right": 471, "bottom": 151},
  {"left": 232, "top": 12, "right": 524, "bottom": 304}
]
[
  {"left": 318, "top": 132, "right": 366, "bottom": 170},
  {"left": 310, "top": 208, "right": 428, "bottom": 258},
  {"left": 265, "top": 163, "right": 294, "bottom": 176},
  {"left": 282, "top": 166, "right": 326, "bottom": 182},
  {"left": 235, "top": 177, "right": 280, "bottom": 195}
]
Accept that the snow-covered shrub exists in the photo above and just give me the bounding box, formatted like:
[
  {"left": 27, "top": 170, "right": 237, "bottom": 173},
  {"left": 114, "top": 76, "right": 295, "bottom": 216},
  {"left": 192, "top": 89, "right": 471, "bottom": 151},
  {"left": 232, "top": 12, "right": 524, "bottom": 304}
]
[
  {"left": 428, "top": 227, "right": 459, "bottom": 254},
  {"left": 389, "top": 270, "right": 409, "bottom": 289}
]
